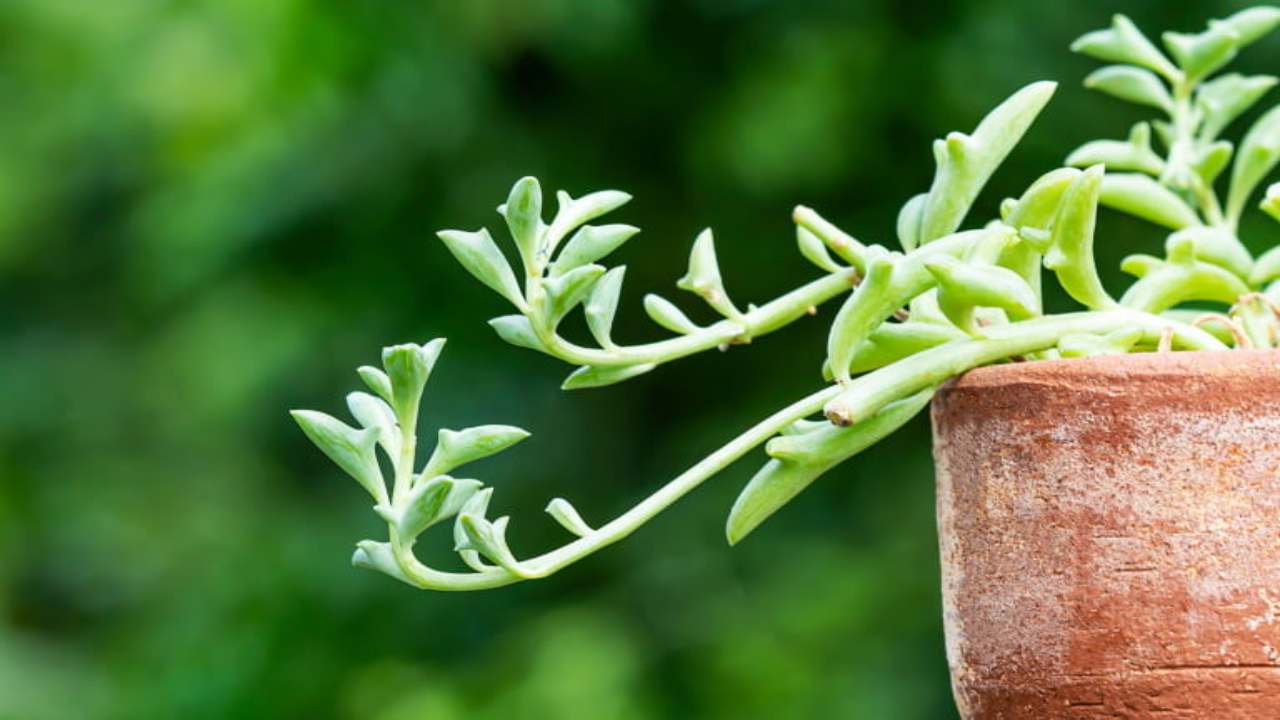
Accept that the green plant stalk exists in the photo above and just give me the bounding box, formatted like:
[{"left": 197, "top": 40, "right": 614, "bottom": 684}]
[
  {"left": 823, "top": 309, "right": 1224, "bottom": 425},
  {"left": 388, "top": 383, "right": 845, "bottom": 591},
  {"left": 526, "top": 267, "right": 861, "bottom": 368}
]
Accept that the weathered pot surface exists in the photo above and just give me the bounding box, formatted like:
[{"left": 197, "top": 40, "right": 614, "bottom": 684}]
[{"left": 931, "top": 349, "right": 1280, "bottom": 719}]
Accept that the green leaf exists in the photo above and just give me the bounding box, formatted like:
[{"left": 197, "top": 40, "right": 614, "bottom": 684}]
[
  {"left": 1043, "top": 166, "right": 1115, "bottom": 310},
  {"left": 488, "top": 315, "right": 551, "bottom": 354},
  {"left": 579, "top": 266, "right": 625, "bottom": 349},
  {"left": 380, "top": 476, "right": 484, "bottom": 542},
  {"left": 1250, "top": 244, "right": 1280, "bottom": 286},
  {"left": 452, "top": 489, "right": 493, "bottom": 572},
  {"left": 1099, "top": 173, "right": 1201, "bottom": 229},
  {"left": 501, "top": 176, "right": 543, "bottom": 272},
  {"left": 1084, "top": 66, "right": 1173, "bottom": 113},
  {"left": 542, "top": 263, "right": 606, "bottom": 328},
  {"left": 847, "top": 321, "right": 969, "bottom": 374},
  {"left": 351, "top": 540, "right": 413, "bottom": 585},
  {"left": 545, "top": 498, "right": 594, "bottom": 537},
  {"left": 1227, "top": 106, "right": 1280, "bottom": 223},
  {"left": 1057, "top": 327, "right": 1144, "bottom": 358},
  {"left": 543, "top": 189, "right": 632, "bottom": 258},
  {"left": 1261, "top": 182, "right": 1280, "bottom": 223},
  {"left": 1223, "top": 6, "right": 1280, "bottom": 46},
  {"left": 1005, "top": 167, "right": 1082, "bottom": 230},
  {"left": 291, "top": 410, "right": 384, "bottom": 501},
  {"left": 455, "top": 514, "right": 531, "bottom": 577},
  {"left": 826, "top": 249, "right": 895, "bottom": 382},
  {"left": 896, "top": 193, "right": 927, "bottom": 252},
  {"left": 1163, "top": 21, "right": 1239, "bottom": 84},
  {"left": 915, "top": 81, "right": 1057, "bottom": 245},
  {"left": 676, "top": 229, "right": 740, "bottom": 318},
  {"left": 1192, "top": 140, "right": 1234, "bottom": 187},
  {"left": 346, "top": 391, "right": 401, "bottom": 460},
  {"left": 424, "top": 424, "right": 530, "bottom": 477},
  {"left": 924, "top": 255, "right": 1040, "bottom": 332},
  {"left": 1120, "top": 235, "right": 1250, "bottom": 312},
  {"left": 437, "top": 228, "right": 527, "bottom": 310},
  {"left": 549, "top": 224, "right": 639, "bottom": 276},
  {"left": 1166, "top": 226, "right": 1252, "bottom": 278},
  {"left": 562, "top": 363, "right": 657, "bottom": 390},
  {"left": 725, "top": 389, "right": 933, "bottom": 545},
  {"left": 796, "top": 227, "right": 842, "bottom": 273},
  {"left": 1196, "top": 73, "right": 1278, "bottom": 141},
  {"left": 1066, "top": 123, "right": 1164, "bottom": 176},
  {"left": 381, "top": 340, "right": 446, "bottom": 426},
  {"left": 1071, "top": 14, "right": 1179, "bottom": 80},
  {"left": 356, "top": 366, "right": 393, "bottom": 405},
  {"left": 643, "top": 294, "right": 700, "bottom": 335}
]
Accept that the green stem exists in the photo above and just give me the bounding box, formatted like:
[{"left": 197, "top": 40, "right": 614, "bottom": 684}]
[
  {"left": 388, "top": 383, "right": 844, "bottom": 591},
  {"left": 537, "top": 269, "right": 860, "bottom": 368},
  {"left": 823, "top": 309, "right": 1225, "bottom": 425}
]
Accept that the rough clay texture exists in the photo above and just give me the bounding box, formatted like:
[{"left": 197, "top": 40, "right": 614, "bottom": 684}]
[{"left": 931, "top": 350, "right": 1280, "bottom": 719}]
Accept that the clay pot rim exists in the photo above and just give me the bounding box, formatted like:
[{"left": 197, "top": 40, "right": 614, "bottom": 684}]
[{"left": 943, "top": 347, "right": 1280, "bottom": 391}]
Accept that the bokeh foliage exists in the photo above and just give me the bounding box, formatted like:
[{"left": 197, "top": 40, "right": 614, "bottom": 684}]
[{"left": 0, "top": 1, "right": 1271, "bottom": 718}]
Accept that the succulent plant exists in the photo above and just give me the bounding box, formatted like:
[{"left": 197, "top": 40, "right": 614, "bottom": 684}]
[{"left": 294, "top": 8, "right": 1280, "bottom": 591}]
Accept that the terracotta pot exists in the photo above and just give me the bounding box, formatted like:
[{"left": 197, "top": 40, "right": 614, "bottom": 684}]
[{"left": 931, "top": 349, "right": 1280, "bottom": 719}]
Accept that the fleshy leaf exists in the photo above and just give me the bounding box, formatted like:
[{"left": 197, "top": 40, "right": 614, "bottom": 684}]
[
  {"left": 382, "top": 340, "right": 446, "bottom": 426},
  {"left": 550, "top": 224, "right": 639, "bottom": 277},
  {"left": 455, "top": 514, "right": 530, "bottom": 577},
  {"left": 1162, "top": 21, "right": 1239, "bottom": 84},
  {"left": 542, "top": 264, "right": 606, "bottom": 328},
  {"left": 1071, "top": 14, "right": 1179, "bottom": 80},
  {"left": 291, "top": 410, "right": 384, "bottom": 501},
  {"left": 915, "top": 81, "right": 1057, "bottom": 245},
  {"left": 545, "top": 498, "right": 594, "bottom": 537},
  {"left": 562, "top": 363, "right": 657, "bottom": 390},
  {"left": 356, "top": 366, "right": 393, "bottom": 405},
  {"left": 1057, "top": 327, "right": 1145, "bottom": 358},
  {"left": 896, "top": 193, "right": 927, "bottom": 252},
  {"left": 1251, "top": 244, "right": 1280, "bottom": 286},
  {"left": 797, "top": 227, "right": 842, "bottom": 273},
  {"left": 583, "top": 266, "right": 627, "bottom": 348},
  {"left": 452, "top": 489, "right": 493, "bottom": 572},
  {"left": 346, "top": 391, "right": 401, "bottom": 460},
  {"left": 1066, "top": 123, "right": 1164, "bottom": 176},
  {"left": 1043, "top": 166, "right": 1115, "bottom": 310},
  {"left": 423, "top": 425, "right": 530, "bottom": 477},
  {"left": 1099, "top": 173, "right": 1201, "bottom": 228},
  {"left": 1261, "top": 182, "right": 1280, "bottom": 223},
  {"left": 676, "top": 229, "right": 740, "bottom": 319},
  {"left": 489, "top": 315, "right": 551, "bottom": 354},
  {"left": 726, "top": 389, "right": 934, "bottom": 545},
  {"left": 924, "top": 255, "right": 1040, "bottom": 332},
  {"left": 1196, "top": 73, "right": 1278, "bottom": 141},
  {"left": 826, "top": 248, "right": 895, "bottom": 382},
  {"left": 352, "top": 540, "right": 413, "bottom": 585},
  {"left": 543, "top": 190, "right": 632, "bottom": 258},
  {"left": 1167, "top": 227, "right": 1251, "bottom": 278},
  {"left": 1227, "top": 106, "right": 1280, "bottom": 223},
  {"left": 1084, "top": 66, "right": 1173, "bottom": 113},
  {"left": 502, "top": 176, "right": 543, "bottom": 272},
  {"left": 643, "top": 294, "right": 701, "bottom": 335},
  {"left": 1120, "top": 236, "right": 1251, "bottom": 312},
  {"left": 381, "top": 476, "right": 484, "bottom": 542},
  {"left": 437, "top": 229, "right": 527, "bottom": 310}
]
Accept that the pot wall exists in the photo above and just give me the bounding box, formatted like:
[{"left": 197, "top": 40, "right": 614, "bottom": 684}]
[{"left": 931, "top": 350, "right": 1280, "bottom": 719}]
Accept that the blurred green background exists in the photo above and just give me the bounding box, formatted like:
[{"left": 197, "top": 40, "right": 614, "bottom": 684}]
[{"left": 3, "top": 1, "right": 1276, "bottom": 718}]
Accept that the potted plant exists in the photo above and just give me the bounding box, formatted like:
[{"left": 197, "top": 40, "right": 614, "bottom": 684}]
[{"left": 292, "top": 7, "right": 1280, "bottom": 718}]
